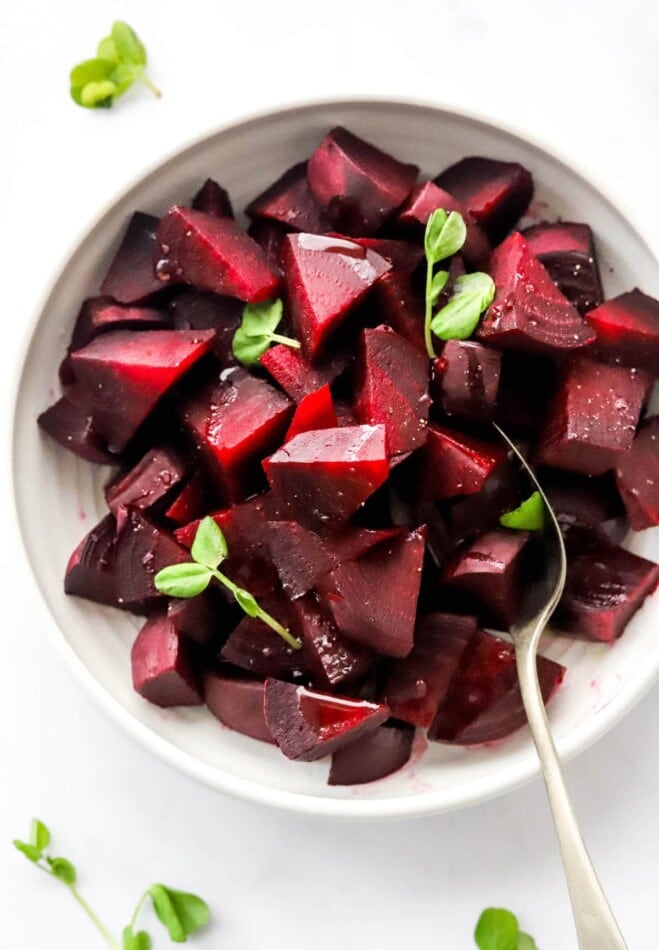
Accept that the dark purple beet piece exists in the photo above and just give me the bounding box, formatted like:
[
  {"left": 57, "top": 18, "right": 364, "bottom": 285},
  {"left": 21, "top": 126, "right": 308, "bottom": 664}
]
[
  {"left": 419, "top": 424, "right": 508, "bottom": 501},
  {"left": 383, "top": 613, "right": 477, "bottom": 727},
  {"left": 542, "top": 469, "right": 629, "bottom": 544},
  {"left": 372, "top": 270, "right": 426, "bottom": 354},
  {"left": 522, "top": 221, "right": 603, "bottom": 314},
  {"left": 167, "top": 591, "right": 219, "bottom": 646},
  {"left": 191, "top": 178, "right": 234, "bottom": 218},
  {"left": 266, "top": 521, "right": 336, "bottom": 598},
  {"left": 495, "top": 351, "right": 556, "bottom": 432},
  {"left": 100, "top": 212, "right": 163, "bottom": 304},
  {"left": 38, "top": 388, "right": 115, "bottom": 464},
  {"left": 164, "top": 471, "right": 214, "bottom": 526},
  {"left": 586, "top": 289, "right": 659, "bottom": 374},
  {"left": 70, "top": 296, "right": 170, "bottom": 351},
  {"left": 307, "top": 127, "right": 418, "bottom": 234},
  {"left": 446, "top": 457, "right": 524, "bottom": 545},
  {"left": 264, "top": 678, "right": 389, "bottom": 761},
  {"left": 203, "top": 673, "right": 274, "bottom": 743},
  {"left": 328, "top": 722, "right": 414, "bottom": 785},
  {"left": 246, "top": 162, "right": 331, "bottom": 234},
  {"left": 64, "top": 514, "right": 118, "bottom": 606},
  {"left": 285, "top": 385, "right": 337, "bottom": 442},
  {"left": 131, "top": 612, "right": 202, "bottom": 707},
  {"left": 293, "top": 595, "right": 374, "bottom": 689},
  {"left": 614, "top": 416, "right": 659, "bottom": 530},
  {"left": 169, "top": 289, "right": 242, "bottom": 366},
  {"left": 350, "top": 237, "right": 424, "bottom": 274},
  {"left": 259, "top": 343, "right": 348, "bottom": 402},
  {"left": 432, "top": 341, "right": 502, "bottom": 423},
  {"left": 221, "top": 604, "right": 306, "bottom": 681},
  {"left": 247, "top": 219, "right": 287, "bottom": 273},
  {"left": 115, "top": 509, "right": 190, "bottom": 609},
  {"left": 106, "top": 446, "right": 187, "bottom": 522}
]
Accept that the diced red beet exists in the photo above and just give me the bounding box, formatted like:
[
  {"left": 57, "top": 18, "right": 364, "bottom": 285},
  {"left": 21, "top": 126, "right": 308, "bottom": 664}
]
[
  {"left": 106, "top": 447, "right": 187, "bottom": 524},
  {"left": 266, "top": 521, "right": 337, "bottom": 598},
  {"left": 285, "top": 384, "right": 337, "bottom": 441},
  {"left": 259, "top": 343, "right": 348, "bottom": 402},
  {"left": 554, "top": 538, "right": 659, "bottom": 642},
  {"left": 441, "top": 530, "right": 532, "bottom": 630},
  {"left": 282, "top": 233, "right": 390, "bottom": 360},
  {"left": 203, "top": 673, "right": 274, "bottom": 743},
  {"left": 383, "top": 613, "right": 478, "bottom": 727},
  {"left": 419, "top": 424, "right": 508, "bottom": 501},
  {"left": 293, "top": 595, "right": 374, "bottom": 689},
  {"left": 246, "top": 162, "right": 331, "bottom": 234},
  {"left": 263, "top": 425, "right": 389, "bottom": 530},
  {"left": 542, "top": 469, "right": 629, "bottom": 545},
  {"left": 353, "top": 326, "right": 430, "bottom": 457},
  {"left": 319, "top": 528, "right": 426, "bottom": 658},
  {"left": 328, "top": 722, "right": 414, "bottom": 785},
  {"left": 264, "top": 678, "right": 389, "bottom": 761},
  {"left": 220, "top": 604, "right": 306, "bottom": 681},
  {"left": 432, "top": 340, "right": 502, "bottom": 423},
  {"left": 614, "top": 417, "right": 659, "bottom": 530},
  {"left": 182, "top": 369, "right": 293, "bottom": 502},
  {"left": 430, "top": 630, "right": 563, "bottom": 744},
  {"left": 164, "top": 471, "right": 214, "bottom": 526},
  {"left": 115, "top": 509, "right": 190, "bottom": 609},
  {"left": 247, "top": 219, "right": 287, "bottom": 273},
  {"left": 154, "top": 206, "right": 280, "bottom": 303},
  {"left": 495, "top": 351, "right": 556, "bottom": 432},
  {"left": 307, "top": 127, "right": 418, "bottom": 235},
  {"left": 131, "top": 612, "right": 202, "bottom": 707},
  {"left": 478, "top": 233, "right": 595, "bottom": 354},
  {"left": 38, "top": 388, "right": 115, "bottom": 464},
  {"left": 395, "top": 181, "right": 491, "bottom": 267},
  {"left": 64, "top": 514, "right": 118, "bottom": 606},
  {"left": 69, "top": 296, "right": 171, "bottom": 352},
  {"left": 585, "top": 289, "right": 659, "bottom": 373},
  {"left": 167, "top": 591, "right": 219, "bottom": 646},
  {"left": 445, "top": 457, "right": 525, "bottom": 545},
  {"left": 350, "top": 237, "right": 424, "bottom": 274},
  {"left": 169, "top": 289, "right": 242, "bottom": 366},
  {"left": 434, "top": 157, "right": 533, "bottom": 242},
  {"left": 372, "top": 270, "right": 426, "bottom": 354},
  {"left": 191, "top": 178, "right": 234, "bottom": 218},
  {"left": 100, "top": 212, "right": 164, "bottom": 304},
  {"left": 535, "top": 357, "right": 648, "bottom": 476},
  {"left": 522, "top": 221, "right": 603, "bottom": 314},
  {"left": 70, "top": 329, "right": 215, "bottom": 453}
]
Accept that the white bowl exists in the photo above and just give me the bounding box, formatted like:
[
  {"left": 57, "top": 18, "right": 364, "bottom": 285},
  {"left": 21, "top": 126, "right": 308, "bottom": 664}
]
[{"left": 12, "top": 99, "right": 659, "bottom": 819}]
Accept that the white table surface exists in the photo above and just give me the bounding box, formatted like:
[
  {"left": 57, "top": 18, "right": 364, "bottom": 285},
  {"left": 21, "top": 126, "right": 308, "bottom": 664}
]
[{"left": 1, "top": 1, "right": 658, "bottom": 947}]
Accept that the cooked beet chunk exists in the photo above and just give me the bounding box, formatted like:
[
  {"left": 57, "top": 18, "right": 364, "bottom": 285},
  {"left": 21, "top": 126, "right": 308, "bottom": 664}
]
[
  {"left": 191, "top": 178, "right": 234, "bottom": 218},
  {"left": 350, "top": 237, "right": 424, "bottom": 274},
  {"left": 554, "top": 538, "right": 659, "bottom": 642},
  {"left": 434, "top": 157, "right": 533, "bottom": 242},
  {"left": 585, "top": 289, "right": 659, "bottom": 374},
  {"left": 445, "top": 457, "right": 524, "bottom": 545},
  {"left": 328, "top": 722, "right": 414, "bottom": 785},
  {"left": 64, "top": 514, "right": 119, "bottom": 606},
  {"left": 100, "top": 212, "right": 164, "bottom": 304},
  {"left": 69, "top": 296, "right": 171, "bottom": 351},
  {"left": 419, "top": 424, "right": 508, "bottom": 501},
  {"left": 167, "top": 591, "right": 219, "bottom": 646},
  {"left": 154, "top": 206, "right": 280, "bottom": 303},
  {"left": 282, "top": 233, "right": 390, "bottom": 360},
  {"left": 395, "top": 181, "right": 491, "bottom": 267},
  {"left": 264, "top": 678, "right": 389, "bottom": 761},
  {"left": 169, "top": 289, "right": 242, "bottom": 366},
  {"left": 259, "top": 344, "right": 348, "bottom": 402},
  {"left": 182, "top": 370, "right": 293, "bottom": 502},
  {"left": 307, "top": 127, "right": 418, "bottom": 234},
  {"left": 70, "top": 329, "right": 215, "bottom": 453},
  {"left": 106, "top": 446, "right": 187, "bottom": 524},
  {"left": 203, "top": 673, "right": 274, "bottom": 743},
  {"left": 164, "top": 471, "right": 214, "bottom": 526},
  {"left": 247, "top": 219, "right": 287, "bottom": 273},
  {"left": 522, "top": 221, "right": 603, "bottom": 314},
  {"left": 432, "top": 340, "right": 502, "bottom": 423},
  {"left": 285, "top": 385, "right": 337, "bottom": 441},
  {"left": 294, "top": 595, "right": 374, "bottom": 689},
  {"left": 131, "top": 612, "right": 202, "bottom": 707},
  {"left": 263, "top": 425, "right": 389, "bottom": 530},
  {"left": 614, "top": 417, "right": 659, "bottom": 530},
  {"left": 38, "top": 388, "right": 115, "bottom": 464},
  {"left": 479, "top": 233, "right": 595, "bottom": 354},
  {"left": 221, "top": 607, "right": 306, "bottom": 681},
  {"left": 266, "top": 521, "right": 336, "bottom": 598},
  {"left": 246, "top": 161, "right": 331, "bottom": 234},
  {"left": 542, "top": 469, "right": 629, "bottom": 545},
  {"left": 535, "top": 357, "right": 647, "bottom": 476},
  {"left": 430, "top": 630, "right": 564, "bottom": 744},
  {"left": 495, "top": 351, "right": 557, "bottom": 432},
  {"left": 383, "top": 613, "right": 477, "bottom": 727},
  {"left": 115, "top": 509, "right": 190, "bottom": 609}
]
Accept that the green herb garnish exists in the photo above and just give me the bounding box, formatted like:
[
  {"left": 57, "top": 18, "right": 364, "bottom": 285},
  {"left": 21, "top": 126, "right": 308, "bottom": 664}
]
[
  {"left": 13, "top": 818, "right": 209, "bottom": 947},
  {"left": 431, "top": 272, "right": 496, "bottom": 341},
  {"left": 474, "top": 907, "right": 537, "bottom": 949},
  {"left": 423, "top": 209, "right": 466, "bottom": 357},
  {"left": 232, "top": 299, "right": 301, "bottom": 366},
  {"left": 155, "top": 516, "right": 302, "bottom": 650},
  {"left": 70, "top": 22, "right": 161, "bottom": 109},
  {"left": 500, "top": 490, "right": 546, "bottom": 531}
]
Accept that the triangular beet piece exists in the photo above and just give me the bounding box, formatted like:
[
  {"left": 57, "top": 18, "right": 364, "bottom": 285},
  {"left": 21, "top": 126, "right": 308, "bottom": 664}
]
[
  {"left": 264, "top": 678, "right": 389, "bottom": 761},
  {"left": 319, "top": 528, "right": 426, "bottom": 658},
  {"left": 220, "top": 595, "right": 306, "bottom": 680},
  {"left": 259, "top": 343, "right": 349, "bottom": 402},
  {"left": 285, "top": 384, "right": 337, "bottom": 442},
  {"left": 328, "top": 722, "right": 414, "bottom": 786},
  {"left": 131, "top": 612, "right": 202, "bottom": 707},
  {"left": 522, "top": 221, "right": 603, "bottom": 314},
  {"left": 478, "top": 233, "right": 595, "bottom": 354},
  {"left": 246, "top": 161, "right": 331, "bottom": 234},
  {"left": 614, "top": 416, "right": 659, "bottom": 530},
  {"left": 69, "top": 296, "right": 171, "bottom": 351},
  {"left": 100, "top": 212, "right": 164, "bottom": 304},
  {"left": 203, "top": 673, "right": 274, "bottom": 744},
  {"left": 191, "top": 178, "right": 234, "bottom": 218},
  {"left": 70, "top": 329, "right": 215, "bottom": 453},
  {"left": 154, "top": 206, "right": 280, "bottom": 303},
  {"left": 164, "top": 471, "right": 214, "bottom": 526},
  {"left": 293, "top": 595, "right": 374, "bottom": 689},
  {"left": 38, "top": 388, "right": 115, "bottom": 464},
  {"left": 115, "top": 509, "right": 190, "bottom": 609},
  {"left": 586, "top": 289, "right": 659, "bottom": 373},
  {"left": 432, "top": 340, "right": 502, "bottom": 423},
  {"left": 106, "top": 446, "right": 187, "bottom": 523},
  {"left": 419, "top": 424, "right": 508, "bottom": 501},
  {"left": 395, "top": 181, "right": 491, "bottom": 267},
  {"left": 282, "top": 233, "right": 390, "bottom": 360},
  {"left": 65, "top": 514, "right": 119, "bottom": 606},
  {"left": 167, "top": 590, "right": 221, "bottom": 646}
]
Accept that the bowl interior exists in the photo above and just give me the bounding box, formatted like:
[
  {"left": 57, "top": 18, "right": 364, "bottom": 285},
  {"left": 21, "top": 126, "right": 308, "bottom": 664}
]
[{"left": 13, "top": 101, "right": 659, "bottom": 817}]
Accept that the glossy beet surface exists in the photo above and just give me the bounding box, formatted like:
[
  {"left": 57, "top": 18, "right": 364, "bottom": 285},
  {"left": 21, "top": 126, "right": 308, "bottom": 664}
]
[
  {"left": 433, "top": 340, "right": 502, "bottom": 423},
  {"left": 70, "top": 297, "right": 171, "bottom": 351},
  {"left": 65, "top": 514, "right": 118, "bottom": 607},
  {"left": 328, "top": 722, "right": 414, "bottom": 785},
  {"left": 420, "top": 424, "right": 508, "bottom": 501},
  {"left": 247, "top": 161, "right": 330, "bottom": 234},
  {"left": 204, "top": 673, "right": 273, "bottom": 743},
  {"left": 115, "top": 510, "right": 189, "bottom": 609},
  {"left": 522, "top": 221, "right": 603, "bottom": 314},
  {"left": 586, "top": 289, "right": 659, "bottom": 374},
  {"left": 614, "top": 416, "right": 659, "bottom": 530},
  {"left": 100, "top": 212, "right": 164, "bottom": 304},
  {"left": 38, "top": 389, "right": 114, "bottom": 464}
]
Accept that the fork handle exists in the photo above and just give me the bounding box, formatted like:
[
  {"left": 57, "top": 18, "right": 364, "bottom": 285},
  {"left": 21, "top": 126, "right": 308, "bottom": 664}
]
[{"left": 516, "top": 641, "right": 628, "bottom": 949}]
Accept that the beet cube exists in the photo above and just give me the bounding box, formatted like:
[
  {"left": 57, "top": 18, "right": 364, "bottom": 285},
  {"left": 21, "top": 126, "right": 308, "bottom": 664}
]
[
  {"left": 38, "top": 388, "right": 114, "bottom": 464},
  {"left": 285, "top": 384, "right": 337, "bottom": 442},
  {"left": 131, "top": 612, "right": 202, "bottom": 707},
  {"left": 100, "top": 212, "right": 163, "bottom": 304},
  {"left": 191, "top": 178, "right": 234, "bottom": 218},
  {"left": 328, "top": 722, "right": 414, "bottom": 786},
  {"left": 478, "top": 233, "right": 595, "bottom": 354},
  {"left": 383, "top": 612, "right": 478, "bottom": 727},
  {"left": 614, "top": 416, "right": 659, "bottom": 530},
  {"left": 69, "top": 296, "right": 171, "bottom": 352},
  {"left": 64, "top": 514, "right": 118, "bottom": 606},
  {"left": 259, "top": 343, "right": 348, "bottom": 402},
  {"left": 246, "top": 161, "right": 331, "bottom": 234},
  {"left": 293, "top": 595, "right": 374, "bottom": 689},
  {"left": 419, "top": 424, "right": 508, "bottom": 501},
  {"left": 221, "top": 604, "right": 306, "bottom": 681},
  {"left": 395, "top": 181, "right": 491, "bottom": 267},
  {"left": 522, "top": 221, "right": 603, "bottom": 314},
  {"left": 203, "top": 673, "right": 274, "bottom": 743},
  {"left": 170, "top": 289, "right": 242, "bottom": 366},
  {"left": 70, "top": 329, "right": 215, "bottom": 453},
  {"left": 432, "top": 340, "right": 502, "bottom": 423},
  {"left": 115, "top": 509, "right": 190, "bottom": 609},
  {"left": 535, "top": 357, "right": 647, "bottom": 476},
  {"left": 154, "top": 206, "right": 280, "bottom": 303},
  {"left": 164, "top": 471, "right": 214, "bottom": 526},
  {"left": 542, "top": 469, "right": 629, "bottom": 545},
  {"left": 264, "top": 678, "right": 389, "bottom": 761},
  {"left": 307, "top": 127, "right": 418, "bottom": 234},
  {"left": 282, "top": 233, "right": 390, "bottom": 360},
  {"left": 106, "top": 446, "right": 187, "bottom": 523},
  {"left": 263, "top": 425, "right": 389, "bottom": 529},
  {"left": 167, "top": 591, "right": 219, "bottom": 646},
  {"left": 434, "top": 157, "right": 533, "bottom": 242},
  {"left": 585, "top": 289, "right": 659, "bottom": 374}
]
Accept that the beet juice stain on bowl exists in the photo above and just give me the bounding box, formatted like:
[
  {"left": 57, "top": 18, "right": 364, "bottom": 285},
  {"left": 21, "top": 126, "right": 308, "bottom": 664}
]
[{"left": 15, "top": 102, "right": 659, "bottom": 816}]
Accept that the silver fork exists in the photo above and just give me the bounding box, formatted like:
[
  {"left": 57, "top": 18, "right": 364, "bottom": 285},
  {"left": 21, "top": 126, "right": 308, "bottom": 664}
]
[{"left": 494, "top": 424, "right": 627, "bottom": 950}]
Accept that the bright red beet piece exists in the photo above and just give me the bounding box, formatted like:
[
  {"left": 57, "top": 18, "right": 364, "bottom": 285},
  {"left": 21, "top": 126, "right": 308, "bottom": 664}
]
[
  {"left": 614, "top": 417, "right": 659, "bottom": 530},
  {"left": 70, "top": 329, "right": 215, "bottom": 453},
  {"left": 164, "top": 471, "right": 213, "bottom": 526},
  {"left": 64, "top": 514, "right": 118, "bottom": 606},
  {"left": 246, "top": 161, "right": 331, "bottom": 234},
  {"left": 432, "top": 340, "right": 502, "bottom": 423},
  {"left": 328, "top": 722, "right": 414, "bottom": 785},
  {"left": 38, "top": 388, "right": 114, "bottom": 464},
  {"left": 419, "top": 424, "right": 508, "bottom": 501},
  {"left": 191, "top": 178, "right": 234, "bottom": 218},
  {"left": 282, "top": 233, "right": 390, "bottom": 360},
  {"left": 170, "top": 289, "right": 242, "bottom": 366},
  {"left": 522, "top": 221, "right": 603, "bottom": 314},
  {"left": 353, "top": 326, "right": 430, "bottom": 457},
  {"left": 221, "top": 606, "right": 306, "bottom": 681},
  {"left": 542, "top": 469, "right": 629, "bottom": 545},
  {"left": 259, "top": 343, "right": 348, "bottom": 402},
  {"left": 167, "top": 592, "right": 219, "bottom": 646},
  {"left": 106, "top": 446, "right": 187, "bottom": 523},
  {"left": 383, "top": 613, "right": 478, "bottom": 727},
  {"left": 115, "top": 509, "right": 190, "bottom": 609},
  {"left": 100, "top": 212, "right": 163, "bottom": 304},
  {"left": 293, "top": 595, "right": 374, "bottom": 689},
  {"left": 586, "top": 289, "right": 659, "bottom": 374},
  {"left": 395, "top": 181, "right": 491, "bottom": 267},
  {"left": 285, "top": 384, "right": 337, "bottom": 442},
  {"left": 264, "top": 678, "right": 389, "bottom": 761},
  {"left": 434, "top": 157, "right": 533, "bottom": 242},
  {"left": 535, "top": 357, "right": 648, "bottom": 476},
  {"left": 69, "top": 296, "right": 170, "bottom": 352},
  {"left": 263, "top": 425, "right": 389, "bottom": 529},
  {"left": 154, "top": 206, "right": 280, "bottom": 303},
  {"left": 203, "top": 673, "right": 274, "bottom": 743},
  {"left": 479, "top": 233, "right": 595, "bottom": 354},
  {"left": 307, "top": 127, "right": 418, "bottom": 234},
  {"left": 131, "top": 612, "right": 202, "bottom": 707}
]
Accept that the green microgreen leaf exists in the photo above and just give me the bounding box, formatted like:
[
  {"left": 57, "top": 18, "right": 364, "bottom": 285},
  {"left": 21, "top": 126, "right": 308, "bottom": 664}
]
[
  {"left": 517, "top": 934, "right": 538, "bottom": 949},
  {"left": 234, "top": 587, "right": 260, "bottom": 617},
  {"left": 70, "top": 22, "right": 160, "bottom": 109},
  {"left": 148, "top": 884, "right": 210, "bottom": 942},
  {"left": 474, "top": 907, "right": 520, "bottom": 950},
  {"left": 111, "top": 21, "right": 147, "bottom": 66},
  {"left": 191, "top": 516, "right": 228, "bottom": 569},
  {"left": 431, "top": 272, "right": 495, "bottom": 341},
  {"left": 425, "top": 209, "right": 467, "bottom": 263},
  {"left": 500, "top": 491, "right": 546, "bottom": 531},
  {"left": 30, "top": 819, "right": 51, "bottom": 852},
  {"left": 97, "top": 36, "right": 119, "bottom": 61},
  {"left": 47, "top": 856, "right": 77, "bottom": 885},
  {"left": 13, "top": 840, "right": 42, "bottom": 863},
  {"left": 430, "top": 269, "right": 450, "bottom": 307},
  {"left": 123, "top": 926, "right": 153, "bottom": 950},
  {"left": 232, "top": 299, "right": 300, "bottom": 366},
  {"left": 153, "top": 563, "right": 212, "bottom": 598}
]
